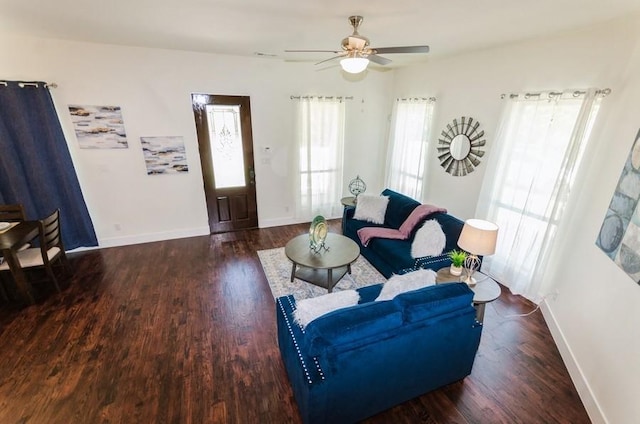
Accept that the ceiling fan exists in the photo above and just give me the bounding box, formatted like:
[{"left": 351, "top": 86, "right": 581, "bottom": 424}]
[{"left": 285, "top": 15, "right": 429, "bottom": 74}]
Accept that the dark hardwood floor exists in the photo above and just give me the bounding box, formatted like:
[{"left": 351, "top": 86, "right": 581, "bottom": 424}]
[{"left": 0, "top": 221, "right": 591, "bottom": 423}]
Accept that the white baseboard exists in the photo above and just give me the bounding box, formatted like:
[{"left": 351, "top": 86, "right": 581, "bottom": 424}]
[
  {"left": 541, "top": 302, "right": 607, "bottom": 424},
  {"left": 93, "top": 226, "right": 211, "bottom": 249},
  {"left": 259, "top": 214, "right": 341, "bottom": 229},
  {"left": 74, "top": 214, "right": 342, "bottom": 251},
  {"left": 71, "top": 222, "right": 296, "bottom": 252},
  {"left": 259, "top": 217, "right": 299, "bottom": 228}
]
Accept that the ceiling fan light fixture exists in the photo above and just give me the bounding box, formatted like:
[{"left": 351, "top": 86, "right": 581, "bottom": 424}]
[
  {"left": 340, "top": 57, "right": 369, "bottom": 74},
  {"left": 286, "top": 16, "right": 429, "bottom": 73}
]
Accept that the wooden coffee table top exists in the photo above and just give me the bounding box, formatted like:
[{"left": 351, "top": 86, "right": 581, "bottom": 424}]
[{"left": 285, "top": 233, "right": 360, "bottom": 270}]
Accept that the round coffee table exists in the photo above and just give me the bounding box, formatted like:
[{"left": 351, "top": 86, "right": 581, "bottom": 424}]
[
  {"left": 285, "top": 233, "right": 360, "bottom": 293},
  {"left": 436, "top": 268, "right": 501, "bottom": 323}
]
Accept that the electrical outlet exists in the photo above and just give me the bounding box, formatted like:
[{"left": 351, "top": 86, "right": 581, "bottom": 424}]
[
  {"left": 114, "top": 223, "right": 121, "bottom": 231},
  {"left": 549, "top": 289, "right": 560, "bottom": 301}
]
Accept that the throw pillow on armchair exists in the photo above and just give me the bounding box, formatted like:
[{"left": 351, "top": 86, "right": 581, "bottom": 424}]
[
  {"left": 353, "top": 194, "right": 389, "bottom": 224},
  {"left": 411, "top": 219, "right": 446, "bottom": 258}
]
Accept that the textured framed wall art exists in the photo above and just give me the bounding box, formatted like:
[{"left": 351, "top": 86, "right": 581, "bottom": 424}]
[
  {"left": 596, "top": 128, "right": 640, "bottom": 285},
  {"left": 68, "top": 105, "right": 128, "bottom": 149},
  {"left": 140, "top": 136, "right": 189, "bottom": 175}
]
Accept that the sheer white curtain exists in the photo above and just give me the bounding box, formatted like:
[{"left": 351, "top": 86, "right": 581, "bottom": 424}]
[
  {"left": 476, "top": 89, "right": 602, "bottom": 301},
  {"left": 385, "top": 98, "right": 435, "bottom": 200},
  {"left": 293, "top": 97, "right": 345, "bottom": 220}
]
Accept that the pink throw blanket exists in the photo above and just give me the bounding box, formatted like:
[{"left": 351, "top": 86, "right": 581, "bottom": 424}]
[{"left": 357, "top": 204, "right": 447, "bottom": 247}]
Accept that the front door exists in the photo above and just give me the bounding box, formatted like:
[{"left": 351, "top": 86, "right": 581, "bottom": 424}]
[{"left": 192, "top": 94, "right": 258, "bottom": 233}]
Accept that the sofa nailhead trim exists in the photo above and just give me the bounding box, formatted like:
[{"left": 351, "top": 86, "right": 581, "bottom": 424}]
[
  {"left": 285, "top": 296, "right": 306, "bottom": 332},
  {"left": 397, "top": 253, "right": 451, "bottom": 275},
  {"left": 414, "top": 253, "right": 449, "bottom": 267},
  {"left": 278, "top": 297, "right": 313, "bottom": 384},
  {"left": 312, "top": 357, "right": 325, "bottom": 380}
]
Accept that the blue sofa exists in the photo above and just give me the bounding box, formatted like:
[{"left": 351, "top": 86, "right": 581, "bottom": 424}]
[
  {"left": 277, "top": 282, "right": 482, "bottom": 424},
  {"left": 343, "top": 189, "right": 465, "bottom": 278}
]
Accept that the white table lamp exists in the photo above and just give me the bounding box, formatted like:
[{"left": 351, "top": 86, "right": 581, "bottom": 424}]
[{"left": 457, "top": 219, "right": 498, "bottom": 286}]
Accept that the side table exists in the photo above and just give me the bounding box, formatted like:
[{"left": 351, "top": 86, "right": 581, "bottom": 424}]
[
  {"left": 340, "top": 196, "right": 356, "bottom": 207},
  {"left": 340, "top": 197, "right": 356, "bottom": 234},
  {"left": 436, "top": 268, "right": 501, "bottom": 323}
]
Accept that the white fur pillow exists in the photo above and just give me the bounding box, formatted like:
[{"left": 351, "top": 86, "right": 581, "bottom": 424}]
[
  {"left": 294, "top": 290, "right": 360, "bottom": 328},
  {"left": 375, "top": 269, "right": 436, "bottom": 301},
  {"left": 353, "top": 194, "right": 389, "bottom": 224},
  {"left": 411, "top": 219, "right": 446, "bottom": 258}
]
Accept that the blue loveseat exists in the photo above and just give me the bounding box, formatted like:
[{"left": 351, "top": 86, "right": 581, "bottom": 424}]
[
  {"left": 277, "top": 282, "right": 482, "bottom": 424},
  {"left": 343, "top": 189, "right": 465, "bottom": 278}
]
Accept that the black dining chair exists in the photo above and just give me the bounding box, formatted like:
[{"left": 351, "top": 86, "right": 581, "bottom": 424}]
[
  {"left": 0, "top": 204, "right": 30, "bottom": 300},
  {"left": 0, "top": 204, "right": 27, "bottom": 222},
  {"left": 0, "top": 209, "right": 71, "bottom": 293}
]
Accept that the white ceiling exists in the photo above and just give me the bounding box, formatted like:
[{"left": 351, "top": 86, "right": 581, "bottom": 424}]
[{"left": 2, "top": 0, "right": 640, "bottom": 68}]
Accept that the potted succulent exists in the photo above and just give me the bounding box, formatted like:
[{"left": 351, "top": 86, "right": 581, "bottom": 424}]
[{"left": 448, "top": 249, "right": 467, "bottom": 276}]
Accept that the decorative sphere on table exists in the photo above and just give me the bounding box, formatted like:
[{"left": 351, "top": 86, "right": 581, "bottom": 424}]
[{"left": 348, "top": 175, "right": 367, "bottom": 199}]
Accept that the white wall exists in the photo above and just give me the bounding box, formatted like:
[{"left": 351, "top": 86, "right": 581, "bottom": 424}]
[
  {"left": 1, "top": 35, "right": 393, "bottom": 246},
  {"left": 541, "top": 28, "right": 640, "bottom": 424},
  {"left": 392, "top": 15, "right": 640, "bottom": 424},
  {"left": 392, "top": 17, "right": 638, "bottom": 220}
]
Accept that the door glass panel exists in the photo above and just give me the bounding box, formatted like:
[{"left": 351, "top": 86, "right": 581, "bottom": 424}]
[{"left": 206, "top": 104, "right": 246, "bottom": 188}]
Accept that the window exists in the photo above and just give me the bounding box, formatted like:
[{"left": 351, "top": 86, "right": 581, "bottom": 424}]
[
  {"left": 206, "top": 104, "right": 245, "bottom": 188},
  {"left": 385, "top": 98, "right": 435, "bottom": 200},
  {"left": 294, "top": 97, "right": 345, "bottom": 220},
  {"left": 476, "top": 89, "right": 603, "bottom": 301}
]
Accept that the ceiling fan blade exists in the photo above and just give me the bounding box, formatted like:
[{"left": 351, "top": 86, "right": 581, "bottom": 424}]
[
  {"left": 285, "top": 49, "right": 342, "bottom": 54},
  {"left": 367, "top": 54, "right": 392, "bottom": 66},
  {"left": 373, "top": 46, "right": 430, "bottom": 54},
  {"left": 315, "top": 55, "right": 343, "bottom": 66}
]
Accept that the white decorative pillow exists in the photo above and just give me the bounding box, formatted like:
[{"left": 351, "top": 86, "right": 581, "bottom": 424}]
[
  {"left": 375, "top": 269, "right": 436, "bottom": 301},
  {"left": 411, "top": 219, "right": 446, "bottom": 258},
  {"left": 353, "top": 195, "right": 389, "bottom": 224},
  {"left": 294, "top": 290, "right": 360, "bottom": 328}
]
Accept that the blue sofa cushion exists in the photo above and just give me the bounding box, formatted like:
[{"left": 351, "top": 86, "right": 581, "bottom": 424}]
[
  {"left": 355, "top": 283, "right": 384, "bottom": 303},
  {"left": 305, "top": 299, "right": 403, "bottom": 356},
  {"left": 345, "top": 211, "right": 385, "bottom": 235},
  {"left": 368, "top": 237, "right": 419, "bottom": 273},
  {"left": 394, "top": 282, "right": 474, "bottom": 323},
  {"left": 381, "top": 188, "right": 420, "bottom": 229}
]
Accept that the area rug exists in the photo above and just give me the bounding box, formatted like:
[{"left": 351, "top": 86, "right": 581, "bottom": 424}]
[{"left": 258, "top": 247, "right": 385, "bottom": 300}]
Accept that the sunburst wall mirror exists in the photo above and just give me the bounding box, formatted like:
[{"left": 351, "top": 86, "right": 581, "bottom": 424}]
[{"left": 437, "top": 116, "right": 486, "bottom": 176}]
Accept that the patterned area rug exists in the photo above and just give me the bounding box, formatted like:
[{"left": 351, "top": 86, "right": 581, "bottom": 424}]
[{"left": 257, "top": 247, "right": 386, "bottom": 300}]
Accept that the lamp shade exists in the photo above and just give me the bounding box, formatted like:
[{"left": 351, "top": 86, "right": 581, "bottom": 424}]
[
  {"left": 457, "top": 219, "right": 498, "bottom": 255},
  {"left": 340, "top": 57, "right": 369, "bottom": 74}
]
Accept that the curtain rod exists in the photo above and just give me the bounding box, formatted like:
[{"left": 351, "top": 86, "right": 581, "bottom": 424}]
[
  {"left": 290, "top": 95, "right": 353, "bottom": 100},
  {"left": 396, "top": 97, "right": 436, "bottom": 102},
  {"left": 0, "top": 81, "right": 58, "bottom": 88},
  {"left": 500, "top": 88, "right": 610, "bottom": 99}
]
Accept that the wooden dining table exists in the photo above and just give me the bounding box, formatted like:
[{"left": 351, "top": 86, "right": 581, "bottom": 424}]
[{"left": 0, "top": 221, "right": 40, "bottom": 305}]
